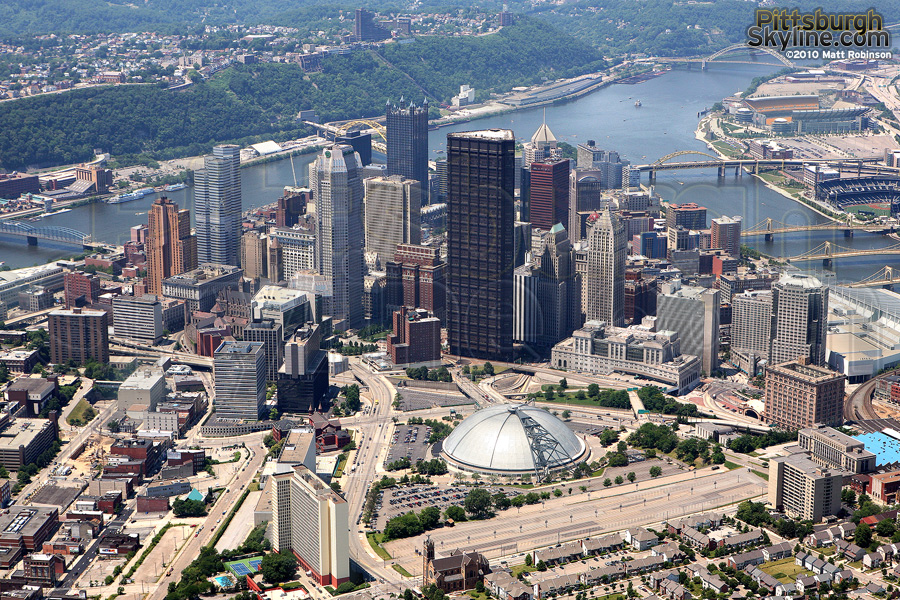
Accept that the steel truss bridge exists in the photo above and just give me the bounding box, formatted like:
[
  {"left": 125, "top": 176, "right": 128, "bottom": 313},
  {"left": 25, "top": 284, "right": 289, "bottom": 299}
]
[
  {"left": 848, "top": 266, "right": 900, "bottom": 288},
  {"left": 634, "top": 150, "right": 896, "bottom": 180},
  {"left": 781, "top": 241, "right": 900, "bottom": 266},
  {"left": 741, "top": 217, "right": 896, "bottom": 240},
  {"left": 0, "top": 220, "right": 90, "bottom": 247}
]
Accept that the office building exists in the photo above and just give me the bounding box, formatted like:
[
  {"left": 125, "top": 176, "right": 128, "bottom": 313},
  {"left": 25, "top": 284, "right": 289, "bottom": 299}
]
[
  {"left": 385, "top": 244, "right": 446, "bottom": 322},
  {"left": 528, "top": 159, "right": 570, "bottom": 231},
  {"left": 112, "top": 295, "right": 163, "bottom": 344},
  {"left": 656, "top": 282, "right": 720, "bottom": 376},
  {"left": 6, "top": 378, "right": 55, "bottom": 417},
  {"left": 513, "top": 224, "right": 581, "bottom": 349},
  {"left": 214, "top": 341, "right": 266, "bottom": 421},
  {"left": 768, "top": 452, "right": 841, "bottom": 522},
  {"left": 268, "top": 237, "right": 284, "bottom": 283},
  {"left": 147, "top": 197, "right": 197, "bottom": 295},
  {"left": 386, "top": 99, "right": 429, "bottom": 203},
  {"left": 585, "top": 208, "right": 626, "bottom": 326},
  {"left": 716, "top": 272, "right": 776, "bottom": 304},
  {"left": 63, "top": 271, "right": 100, "bottom": 308},
  {"left": 335, "top": 131, "right": 372, "bottom": 168},
  {"left": 0, "top": 416, "right": 59, "bottom": 471},
  {"left": 764, "top": 359, "right": 845, "bottom": 430},
  {"left": 710, "top": 216, "right": 742, "bottom": 258},
  {"left": 666, "top": 202, "right": 707, "bottom": 230},
  {"left": 0, "top": 507, "right": 59, "bottom": 552},
  {"left": 118, "top": 368, "right": 166, "bottom": 411},
  {"left": 575, "top": 141, "right": 630, "bottom": 189},
  {"left": 278, "top": 323, "right": 328, "bottom": 414},
  {"left": 632, "top": 231, "right": 667, "bottom": 259},
  {"left": 310, "top": 144, "right": 365, "bottom": 329},
  {"left": 195, "top": 145, "right": 241, "bottom": 266},
  {"left": 271, "top": 217, "right": 316, "bottom": 278},
  {"left": 523, "top": 121, "right": 559, "bottom": 168},
  {"left": 446, "top": 130, "right": 516, "bottom": 361},
  {"left": 551, "top": 322, "right": 701, "bottom": 393},
  {"left": 270, "top": 464, "right": 349, "bottom": 586},
  {"left": 354, "top": 8, "right": 390, "bottom": 41},
  {"left": 363, "top": 273, "right": 386, "bottom": 326},
  {"left": 162, "top": 263, "right": 243, "bottom": 313},
  {"left": 568, "top": 169, "right": 606, "bottom": 242},
  {"left": 387, "top": 307, "right": 441, "bottom": 366},
  {"left": 275, "top": 187, "right": 310, "bottom": 228},
  {"left": 771, "top": 273, "right": 828, "bottom": 366},
  {"left": 624, "top": 278, "right": 656, "bottom": 324},
  {"left": 731, "top": 290, "right": 773, "bottom": 360},
  {"left": 434, "top": 159, "right": 448, "bottom": 204},
  {"left": 798, "top": 425, "right": 876, "bottom": 474},
  {"left": 240, "top": 231, "right": 268, "bottom": 280},
  {"left": 244, "top": 320, "right": 284, "bottom": 382},
  {"left": 49, "top": 307, "right": 109, "bottom": 365},
  {"left": 364, "top": 175, "right": 421, "bottom": 265},
  {"left": 252, "top": 285, "right": 316, "bottom": 340}
]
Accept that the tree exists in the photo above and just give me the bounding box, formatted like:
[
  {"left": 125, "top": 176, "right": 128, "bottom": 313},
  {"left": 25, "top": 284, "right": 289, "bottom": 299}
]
[
  {"left": 617, "top": 441, "right": 627, "bottom": 454},
  {"left": 615, "top": 475, "right": 624, "bottom": 485},
  {"left": 269, "top": 407, "right": 280, "bottom": 421},
  {"left": 0, "top": 466, "right": 7, "bottom": 479},
  {"left": 108, "top": 420, "right": 120, "bottom": 433},
  {"left": 445, "top": 505, "right": 466, "bottom": 522},
  {"left": 525, "top": 553, "right": 533, "bottom": 566},
  {"left": 536, "top": 560, "right": 547, "bottom": 572},
  {"left": 626, "top": 472, "right": 636, "bottom": 483},
  {"left": 650, "top": 466, "right": 662, "bottom": 477},
  {"left": 482, "top": 362, "right": 494, "bottom": 376},
  {"left": 841, "top": 488, "right": 857, "bottom": 506},
  {"left": 330, "top": 481, "right": 342, "bottom": 494},
  {"left": 877, "top": 519, "right": 896, "bottom": 538},
  {"left": 172, "top": 499, "right": 207, "bottom": 517},
  {"left": 603, "top": 478, "right": 612, "bottom": 487},
  {"left": 260, "top": 552, "right": 298, "bottom": 583},
  {"left": 559, "top": 378, "right": 568, "bottom": 390},
  {"left": 419, "top": 506, "right": 441, "bottom": 530},
  {"left": 464, "top": 488, "right": 493, "bottom": 519},
  {"left": 855, "top": 522, "right": 872, "bottom": 548},
  {"left": 562, "top": 410, "right": 571, "bottom": 420},
  {"left": 587, "top": 383, "right": 600, "bottom": 398},
  {"left": 493, "top": 492, "right": 511, "bottom": 511},
  {"left": 711, "top": 451, "right": 726, "bottom": 464}
]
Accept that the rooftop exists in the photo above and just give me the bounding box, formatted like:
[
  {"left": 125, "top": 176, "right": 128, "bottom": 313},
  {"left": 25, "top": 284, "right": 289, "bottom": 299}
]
[
  {"left": 0, "top": 419, "right": 56, "bottom": 451},
  {"left": 450, "top": 129, "right": 514, "bottom": 141}
]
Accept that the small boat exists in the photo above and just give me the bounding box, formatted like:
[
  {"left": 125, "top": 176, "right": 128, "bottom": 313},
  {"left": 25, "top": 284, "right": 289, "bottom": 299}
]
[{"left": 635, "top": 100, "right": 642, "bottom": 107}]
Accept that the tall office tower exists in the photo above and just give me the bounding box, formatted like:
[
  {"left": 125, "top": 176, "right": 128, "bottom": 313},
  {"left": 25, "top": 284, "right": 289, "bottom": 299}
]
[
  {"left": 386, "top": 99, "right": 429, "bottom": 203},
  {"left": 446, "top": 130, "right": 516, "bottom": 360},
  {"left": 528, "top": 159, "right": 570, "bottom": 230},
  {"left": 764, "top": 359, "right": 845, "bottom": 430},
  {"left": 575, "top": 141, "right": 630, "bottom": 189},
  {"left": 771, "top": 273, "right": 828, "bottom": 366},
  {"left": 523, "top": 120, "right": 559, "bottom": 168},
  {"left": 49, "top": 307, "right": 109, "bottom": 365},
  {"left": 64, "top": 271, "right": 100, "bottom": 308},
  {"left": 252, "top": 285, "right": 316, "bottom": 340},
  {"left": 213, "top": 341, "right": 266, "bottom": 421},
  {"left": 240, "top": 231, "right": 268, "bottom": 280},
  {"left": 513, "top": 224, "right": 581, "bottom": 349},
  {"left": 195, "top": 144, "right": 241, "bottom": 266},
  {"left": 665, "top": 202, "right": 707, "bottom": 230},
  {"left": 270, "top": 464, "right": 349, "bottom": 586},
  {"left": 268, "top": 237, "right": 283, "bottom": 283},
  {"left": 271, "top": 215, "right": 316, "bottom": 278},
  {"left": 244, "top": 320, "right": 284, "bottom": 382},
  {"left": 434, "top": 159, "right": 448, "bottom": 204},
  {"left": 711, "top": 215, "right": 742, "bottom": 257},
  {"left": 335, "top": 131, "right": 372, "bottom": 167},
  {"left": 364, "top": 175, "right": 421, "bottom": 266},
  {"left": 656, "top": 283, "right": 720, "bottom": 376},
  {"left": 384, "top": 244, "right": 446, "bottom": 322},
  {"left": 354, "top": 8, "right": 390, "bottom": 41},
  {"left": 147, "top": 197, "right": 197, "bottom": 295},
  {"left": 310, "top": 145, "right": 365, "bottom": 329},
  {"left": 731, "top": 290, "right": 773, "bottom": 358},
  {"left": 568, "top": 169, "right": 606, "bottom": 242},
  {"left": 277, "top": 323, "right": 328, "bottom": 414},
  {"left": 624, "top": 277, "right": 656, "bottom": 324},
  {"left": 584, "top": 208, "right": 625, "bottom": 326},
  {"left": 275, "top": 187, "right": 310, "bottom": 228}
]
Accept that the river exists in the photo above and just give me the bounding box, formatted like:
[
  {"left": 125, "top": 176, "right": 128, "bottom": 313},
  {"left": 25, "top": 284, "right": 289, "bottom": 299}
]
[{"left": 2, "top": 62, "right": 896, "bottom": 283}]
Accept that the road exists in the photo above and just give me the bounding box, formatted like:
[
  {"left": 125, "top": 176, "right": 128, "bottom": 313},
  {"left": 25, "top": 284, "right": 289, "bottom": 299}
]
[
  {"left": 60, "top": 507, "right": 134, "bottom": 587},
  {"left": 845, "top": 376, "right": 881, "bottom": 421}
]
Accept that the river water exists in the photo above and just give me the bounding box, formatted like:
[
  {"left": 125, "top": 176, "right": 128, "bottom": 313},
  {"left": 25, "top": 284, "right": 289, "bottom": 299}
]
[{"left": 2, "top": 62, "right": 896, "bottom": 283}]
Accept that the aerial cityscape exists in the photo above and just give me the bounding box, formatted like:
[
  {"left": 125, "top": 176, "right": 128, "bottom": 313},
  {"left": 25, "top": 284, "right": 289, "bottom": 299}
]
[{"left": 3, "top": 3, "right": 900, "bottom": 600}]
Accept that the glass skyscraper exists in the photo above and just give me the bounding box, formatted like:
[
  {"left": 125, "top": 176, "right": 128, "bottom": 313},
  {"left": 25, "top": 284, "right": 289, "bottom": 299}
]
[{"left": 195, "top": 144, "right": 241, "bottom": 266}]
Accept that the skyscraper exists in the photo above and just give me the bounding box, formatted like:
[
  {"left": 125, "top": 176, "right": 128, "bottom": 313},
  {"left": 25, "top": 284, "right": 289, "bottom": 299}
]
[
  {"left": 513, "top": 224, "right": 581, "bottom": 349},
  {"left": 711, "top": 215, "right": 742, "bottom": 257},
  {"left": 310, "top": 145, "right": 365, "bottom": 329},
  {"left": 364, "top": 175, "right": 421, "bottom": 266},
  {"left": 665, "top": 202, "right": 707, "bottom": 230},
  {"left": 523, "top": 120, "right": 559, "bottom": 167},
  {"left": 386, "top": 99, "right": 429, "bottom": 203},
  {"left": 213, "top": 340, "right": 266, "bottom": 421},
  {"left": 656, "top": 283, "right": 721, "bottom": 376},
  {"left": 731, "top": 290, "right": 774, "bottom": 358},
  {"left": 147, "top": 197, "right": 197, "bottom": 295},
  {"left": 239, "top": 231, "right": 268, "bottom": 281},
  {"left": 447, "top": 130, "right": 516, "bottom": 360},
  {"left": 568, "top": 169, "right": 606, "bottom": 242},
  {"left": 354, "top": 8, "right": 390, "bottom": 42},
  {"left": 584, "top": 208, "right": 625, "bottom": 326},
  {"left": 195, "top": 144, "right": 241, "bottom": 266},
  {"left": 528, "top": 159, "right": 570, "bottom": 231},
  {"left": 575, "top": 141, "right": 630, "bottom": 189},
  {"left": 764, "top": 359, "right": 845, "bottom": 430},
  {"left": 771, "top": 273, "right": 828, "bottom": 366},
  {"left": 49, "top": 307, "right": 109, "bottom": 365}
]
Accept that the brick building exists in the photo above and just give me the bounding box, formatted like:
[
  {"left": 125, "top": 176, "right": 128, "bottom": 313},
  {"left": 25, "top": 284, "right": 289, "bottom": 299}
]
[
  {"left": 63, "top": 272, "right": 101, "bottom": 308},
  {"left": 385, "top": 244, "right": 446, "bottom": 322},
  {"left": 386, "top": 307, "right": 441, "bottom": 366}
]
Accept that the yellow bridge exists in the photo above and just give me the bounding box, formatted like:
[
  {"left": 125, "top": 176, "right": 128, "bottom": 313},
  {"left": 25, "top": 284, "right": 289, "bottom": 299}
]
[
  {"left": 742, "top": 217, "right": 897, "bottom": 240},
  {"left": 781, "top": 241, "right": 900, "bottom": 266}
]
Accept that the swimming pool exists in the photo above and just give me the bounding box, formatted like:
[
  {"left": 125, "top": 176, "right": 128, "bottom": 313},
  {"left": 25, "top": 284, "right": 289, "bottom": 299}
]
[{"left": 214, "top": 576, "right": 234, "bottom": 588}]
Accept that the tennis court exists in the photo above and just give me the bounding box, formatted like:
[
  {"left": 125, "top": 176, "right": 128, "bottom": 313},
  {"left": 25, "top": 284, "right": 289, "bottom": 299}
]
[{"left": 224, "top": 556, "right": 264, "bottom": 577}]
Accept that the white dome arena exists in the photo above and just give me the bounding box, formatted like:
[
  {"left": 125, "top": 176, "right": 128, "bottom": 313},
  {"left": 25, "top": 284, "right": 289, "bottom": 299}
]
[{"left": 440, "top": 403, "right": 587, "bottom": 475}]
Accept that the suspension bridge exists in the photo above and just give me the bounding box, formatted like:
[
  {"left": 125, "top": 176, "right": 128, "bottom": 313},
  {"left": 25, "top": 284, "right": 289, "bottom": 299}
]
[
  {"left": 847, "top": 266, "right": 900, "bottom": 288},
  {"left": 781, "top": 241, "right": 900, "bottom": 267},
  {"left": 0, "top": 221, "right": 91, "bottom": 248},
  {"left": 741, "top": 217, "right": 897, "bottom": 241}
]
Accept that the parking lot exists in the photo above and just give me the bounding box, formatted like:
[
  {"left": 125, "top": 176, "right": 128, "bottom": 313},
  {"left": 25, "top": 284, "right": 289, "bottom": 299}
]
[
  {"left": 373, "top": 484, "right": 519, "bottom": 529},
  {"left": 384, "top": 423, "right": 433, "bottom": 465}
]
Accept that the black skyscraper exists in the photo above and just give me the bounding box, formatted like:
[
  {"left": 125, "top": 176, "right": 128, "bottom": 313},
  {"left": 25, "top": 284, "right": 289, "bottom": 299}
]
[
  {"left": 447, "top": 130, "right": 516, "bottom": 361},
  {"left": 386, "top": 98, "right": 429, "bottom": 203}
]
